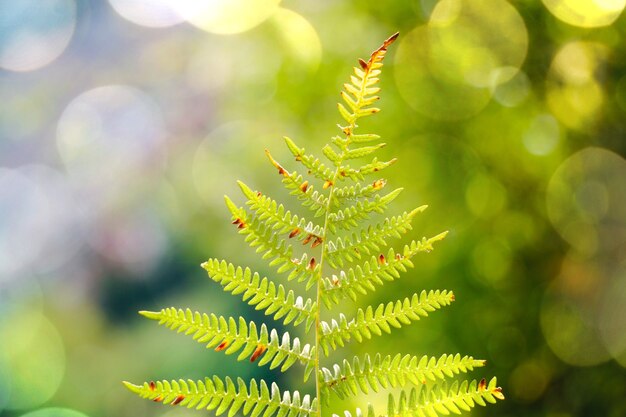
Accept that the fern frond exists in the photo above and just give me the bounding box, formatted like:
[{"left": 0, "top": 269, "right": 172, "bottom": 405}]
[
  {"left": 332, "top": 179, "right": 387, "bottom": 203},
  {"left": 327, "top": 188, "right": 403, "bottom": 233},
  {"left": 338, "top": 32, "right": 398, "bottom": 127},
  {"left": 343, "top": 157, "right": 397, "bottom": 181},
  {"left": 237, "top": 181, "right": 323, "bottom": 245},
  {"left": 283, "top": 136, "right": 335, "bottom": 184},
  {"left": 123, "top": 377, "right": 318, "bottom": 417},
  {"left": 224, "top": 196, "right": 319, "bottom": 287},
  {"left": 325, "top": 207, "right": 427, "bottom": 268},
  {"left": 318, "top": 291, "right": 455, "bottom": 355},
  {"left": 386, "top": 378, "right": 504, "bottom": 417},
  {"left": 140, "top": 308, "right": 315, "bottom": 377},
  {"left": 321, "top": 233, "right": 448, "bottom": 307},
  {"left": 201, "top": 259, "right": 317, "bottom": 331},
  {"left": 320, "top": 353, "right": 486, "bottom": 400}
]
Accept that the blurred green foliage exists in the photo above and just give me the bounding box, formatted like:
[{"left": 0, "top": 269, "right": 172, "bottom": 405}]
[{"left": 1, "top": 1, "right": 626, "bottom": 417}]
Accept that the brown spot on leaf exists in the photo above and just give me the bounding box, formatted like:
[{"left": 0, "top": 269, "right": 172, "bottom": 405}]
[
  {"left": 478, "top": 378, "right": 487, "bottom": 391},
  {"left": 308, "top": 258, "right": 316, "bottom": 270},
  {"left": 299, "top": 181, "right": 309, "bottom": 192},
  {"left": 378, "top": 254, "right": 386, "bottom": 265},
  {"left": 450, "top": 293, "right": 456, "bottom": 302},
  {"left": 250, "top": 345, "right": 267, "bottom": 362},
  {"left": 323, "top": 180, "right": 333, "bottom": 189},
  {"left": 172, "top": 395, "right": 185, "bottom": 405},
  {"left": 289, "top": 228, "right": 301, "bottom": 239},
  {"left": 302, "top": 234, "right": 314, "bottom": 245},
  {"left": 358, "top": 58, "right": 368, "bottom": 70},
  {"left": 332, "top": 275, "right": 340, "bottom": 286},
  {"left": 149, "top": 381, "right": 156, "bottom": 391},
  {"left": 492, "top": 387, "right": 505, "bottom": 400},
  {"left": 153, "top": 396, "right": 163, "bottom": 403},
  {"left": 215, "top": 340, "right": 229, "bottom": 351},
  {"left": 372, "top": 179, "right": 385, "bottom": 190},
  {"left": 312, "top": 236, "right": 323, "bottom": 248},
  {"left": 395, "top": 253, "right": 402, "bottom": 261}
]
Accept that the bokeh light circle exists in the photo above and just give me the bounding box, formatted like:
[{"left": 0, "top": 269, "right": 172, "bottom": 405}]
[
  {"left": 394, "top": 26, "right": 491, "bottom": 120},
  {"left": 547, "top": 147, "right": 626, "bottom": 255},
  {"left": 547, "top": 42, "right": 607, "bottom": 131},
  {"left": 56, "top": 85, "right": 166, "bottom": 191},
  {"left": 542, "top": 0, "right": 626, "bottom": 28},
  {"left": 523, "top": 114, "right": 561, "bottom": 156},
  {"left": 428, "top": 0, "right": 528, "bottom": 88},
  {"left": 0, "top": 311, "right": 65, "bottom": 410},
  {"left": 172, "top": 0, "right": 281, "bottom": 34},
  {"left": 270, "top": 8, "right": 322, "bottom": 71},
  {"left": 19, "top": 408, "right": 90, "bottom": 417},
  {"left": 0, "top": 0, "right": 76, "bottom": 72},
  {"left": 108, "top": 0, "right": 184, "bottom": 28}
]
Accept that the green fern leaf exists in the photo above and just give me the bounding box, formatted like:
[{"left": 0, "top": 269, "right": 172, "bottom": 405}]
[
  {"left": 325, "top": 207, "right": 427, "bottom": 268},
  {"left": 332, "top": 405, "right": 375, "bottom": 417},
  {"left": 319, "top": 291, "right": 455, "bottom": 355},
  {"left": 386, "top": 377, "right": 504, "bottom": 417},
  {"left": 237, "top": 180, "right": 323, "bottom": 244},
  {"left": 320, "top": 353, "right": 486, "bottom": 399},
  {"left": 321, "top": 233, "right": 448, "bottom": 307},
  {"left": 283, "top": 136, "right": 335, "bottom": 184},
  {"left": 201, "top": 259, "right": 317, "bottom": 331},
  {"left": 140, "top": 308, "right": 315, "bottom": 376},
  {"left": 327, "top": 188, "right": 403, "bottom": 233},
  {"left": 123, "top": 377, "right": 318, "bottom": 417},
  {"left": 224, "top": 196, "right": 319, "bottom": 286}
]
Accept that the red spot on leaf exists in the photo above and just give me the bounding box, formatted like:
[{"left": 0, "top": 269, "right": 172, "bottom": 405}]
[
  {"left": 478, "top": 378, "right": 487, "bottom": 391},
  {"left": 378, "top": 254, "right": 386, "bottom": 265},
  {"left": 312, "top": 236, "right": 323, "bottom": 248},
  {"left": 149, "top": 381, "right": 156, "bottom": 391},
  {"left": 250, "top": 345, "right": 267, "bottom": 362},
  {"left": 215, "top": 340, "right": 229, "bottom": 352},
  {"left": 172, "top": 395, "right": 185, "bottom": 405}
]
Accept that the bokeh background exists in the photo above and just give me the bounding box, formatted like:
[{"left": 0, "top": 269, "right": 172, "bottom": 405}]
[{"left": 2, "top": 1, "right": 626, "bottom": 417}]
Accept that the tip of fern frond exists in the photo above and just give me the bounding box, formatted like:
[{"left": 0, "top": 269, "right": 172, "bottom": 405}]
[
  {"left": 386, "top": 32, "right": 400, "bottom": 45},
  {"left": 432, "top": 230, "right": 449, "bottom": 241},
  {"left": 410, "top": 205, "right": 428, "bottom": 217},
  {"left": 122, "top": 381, "right": 142, "bottom": 394},
  {"left": 138, "top": 310, "right": 161, "bottom": 320}
]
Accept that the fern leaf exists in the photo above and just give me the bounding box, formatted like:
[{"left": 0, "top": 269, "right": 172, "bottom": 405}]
[
  {"left": 224, "top": 196, "right": 319, "bottom": 287},
  {"left": 332, "top": 179, "right": 388, "bottom": 203},
  {"left": 318, "top": 291, "right": 454, "bottom": 355},
  {"left": 237, "top": 181, "right": 323, "bottom": 244},
  {"left": 140, "top": 308, "right": 315, "bottom": 377},
  {"left": 283, "top": 136, "right": 335, "bottom": 183},
  {"left": 321, "top": 232, "right": 448, "bottom": 307},
  {"left": 332, "top": 405, "right": 375, "bottom": 417},
  {"left": 123, "top": 377, "right": 318, "bottom": 417},
  {"left": 320, "top": 353, "right": 486, "bottom": 400},
  {"left": 341, "top": 157, "right": 397, "bottom": 181},
  {"left": 325, "top": 207, "right": 427, "bottom": 268},
  {"left": 386, "top": 378, "right": 504, "bottom": 417},
  {"left": 327, "top": 188, "right": 403, "bottom": 233},
  {"left": 338, "top": 32, "right": 398, "bottom": 127},
  {"left": 201, "top": 259, "right": 317, "bottom": 331}
]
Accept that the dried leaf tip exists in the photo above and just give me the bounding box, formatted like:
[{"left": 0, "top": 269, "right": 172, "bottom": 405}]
[
  {"left": 265, "top": 149, "right": 288, "bottom": 177},
  {"left": 385, "top": 32, "right": 400, "bottom": 47},
  {"left": 358, "top": 58, "right": 368, "bottom": 70},
  {"left": 289, "top": 228, "right": 301, "bottom": 238}
]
